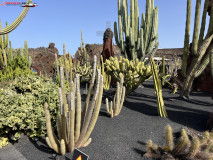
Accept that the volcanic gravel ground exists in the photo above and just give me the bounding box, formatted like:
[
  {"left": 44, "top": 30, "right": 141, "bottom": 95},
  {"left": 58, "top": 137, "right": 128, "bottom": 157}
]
[{"left": 9, "top": 80, "right": 213, "bottom": 160}]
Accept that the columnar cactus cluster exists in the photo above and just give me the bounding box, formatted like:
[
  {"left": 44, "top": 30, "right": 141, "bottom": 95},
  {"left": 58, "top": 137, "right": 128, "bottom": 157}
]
[
  {"left": 144, "top": 125, "right": 213, "bottom": 159},
  {"left": 105, "top": 73, "right": 126, "bottom": 118},
  {"left": 44, "top": 56, "right": 104, "bottom": 155},
  {"left": 181, "top": 0, "right": 213, "bottom": 98},
  {"left": 76, "top": 30, "right": 89, "bottom": 66},
  {"left": 105, "top": 56, "right": 152, "bottom": 93},
  {"left": 55, "top": 43, "right": 92, "bottom": 83},
  {"left": 114, "top": 0, "right": 159, "bottom": 61}
]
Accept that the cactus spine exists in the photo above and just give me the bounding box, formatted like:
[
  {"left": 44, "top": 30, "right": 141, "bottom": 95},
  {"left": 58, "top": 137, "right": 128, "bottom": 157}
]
[
  {"left": 44, "top": 56, "right": 103, "bottom": 155},
  {"left": 181, "top": 0, "right": 213, "bottom": 98},
  {"left": 105, "top": 73, "right": 126, "bottom": 118},
  {"left": 114, "top": 0, "right": 159, "bottom": 61}
]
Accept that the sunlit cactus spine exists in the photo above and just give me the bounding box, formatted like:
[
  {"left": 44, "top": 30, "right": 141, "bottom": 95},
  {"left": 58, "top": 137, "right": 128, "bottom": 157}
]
[
  {"left": 105, "top": 73, "right": 125, "bottom": 118},
  {"left": 181, "top": 0, "right": 213, "bottom": 98},
  {"left": 114, "top": 0, "right": 159, "bottom": 62},
  {"left": 44, "top": 56, "right": 104, "bottom": 155}
]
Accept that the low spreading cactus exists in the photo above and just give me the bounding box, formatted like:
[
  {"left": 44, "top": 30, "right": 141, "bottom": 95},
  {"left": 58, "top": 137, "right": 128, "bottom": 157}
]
[
  {"left": 105, "top": 56, "right": 152, "bottom": 93},
  {"left": 144, "top": 125, "right": 213, "bottom": 160}
]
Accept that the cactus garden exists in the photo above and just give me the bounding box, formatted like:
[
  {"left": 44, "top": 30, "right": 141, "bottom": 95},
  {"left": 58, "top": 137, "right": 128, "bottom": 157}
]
[{"left": 0, "top": 0, "right": 213, "bottom": 159}]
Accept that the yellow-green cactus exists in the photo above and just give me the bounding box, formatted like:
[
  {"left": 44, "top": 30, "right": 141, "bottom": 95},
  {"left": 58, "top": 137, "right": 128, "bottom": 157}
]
[
  {"left": 150, "top": 57, "right": 167, "bottom": 118},
  {"left": 105, "top": 56, "right": 152, "bottom": 94}
]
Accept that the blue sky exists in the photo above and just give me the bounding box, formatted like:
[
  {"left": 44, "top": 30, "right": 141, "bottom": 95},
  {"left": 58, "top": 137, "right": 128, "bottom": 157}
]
[{"left": 0, "top": 0, "right": 209, "bottom": 56}]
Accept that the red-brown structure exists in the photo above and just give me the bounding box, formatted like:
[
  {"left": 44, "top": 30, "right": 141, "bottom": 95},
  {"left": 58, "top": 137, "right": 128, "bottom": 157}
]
[{"left": 101, "top": 28, "right": 114, "bottom": 62}]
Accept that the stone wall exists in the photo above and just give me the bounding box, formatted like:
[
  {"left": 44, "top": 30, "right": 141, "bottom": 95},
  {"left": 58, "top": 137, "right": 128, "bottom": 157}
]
[{"left": 27, "top": 43, "right": 213, "bottom": 93}]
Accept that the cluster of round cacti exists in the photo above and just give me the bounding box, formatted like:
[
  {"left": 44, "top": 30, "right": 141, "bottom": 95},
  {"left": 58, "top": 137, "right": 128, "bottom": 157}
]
[
  {"left": 144, "top": 125, "right": 213, "bottom": 160},
  {"left": 105, "top": 56, "right": 152, "bottom": 92}
]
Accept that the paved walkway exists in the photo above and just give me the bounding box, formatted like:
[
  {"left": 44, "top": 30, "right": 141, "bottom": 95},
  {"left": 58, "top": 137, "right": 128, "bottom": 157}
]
[{"left": 0, "top": 143, "right": 27, "bottom": 160}]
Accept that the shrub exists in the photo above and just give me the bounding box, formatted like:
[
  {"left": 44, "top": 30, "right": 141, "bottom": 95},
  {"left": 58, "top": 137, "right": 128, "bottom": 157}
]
[
  {"left": 0, "top": 56, "right": 36, "bottom": 82},
  {"left": 0, "top": 75, "right": 60, "bottom": 141}
]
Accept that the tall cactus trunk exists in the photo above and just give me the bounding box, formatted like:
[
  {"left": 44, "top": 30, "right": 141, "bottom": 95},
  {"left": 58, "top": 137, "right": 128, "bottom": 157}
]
[{"left": 180, "top": 0, "right": 213, "bottom": 98}]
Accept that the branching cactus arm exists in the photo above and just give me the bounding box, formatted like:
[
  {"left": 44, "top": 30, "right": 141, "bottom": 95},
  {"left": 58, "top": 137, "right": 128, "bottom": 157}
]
[{"left": 0, "top": 1, "right": 30, "bottom": 35}]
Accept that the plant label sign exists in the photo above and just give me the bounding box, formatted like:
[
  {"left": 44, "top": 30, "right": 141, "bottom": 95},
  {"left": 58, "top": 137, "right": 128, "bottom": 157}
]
[{"left": 73, "top": 149, "right": 89, "bottom": 160}]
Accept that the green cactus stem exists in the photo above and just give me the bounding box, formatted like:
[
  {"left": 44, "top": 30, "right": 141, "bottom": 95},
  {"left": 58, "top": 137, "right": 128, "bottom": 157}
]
[
  {"left": 181, "top": 0, "right": 213, "bottom": 98},
  {"left": 165, "top": 125, "right": 174, "bottom": 151},
  {"left": 24, "top": 40, "right": 28, "bottom": 62},
  {"left": 105, "top": 73, "right": 125, "bottom": 118},
  {"left": 150, "top": 57, "right": 167, "bottom": 117},
  {"left": 0, "top": 1, "right": 30, "bottom": 35},
  {"left": 114, "top": 0, "right": 159, "bottom": 61}
]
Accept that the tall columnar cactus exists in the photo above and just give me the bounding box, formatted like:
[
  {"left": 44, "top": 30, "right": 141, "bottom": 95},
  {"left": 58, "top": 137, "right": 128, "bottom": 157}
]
[
  {"left": 114, "top": 0, "right": 159, "bottom": 61},
  {"left": 76, "top": 30, "right": 89, "bottom": 66},
  {"left": 105, "top": 73, "right": 125, "bottom": 118},
  {"left": 0, "top": 0, "right": 30, "bottom": 35},
  {"left": 63, "top": 43, "right": 68, "bottom": 82},
  {"left": 181, "top": 0, "right": 213, "bottom": 98},
  {"left": 0, "top": 21, "right": 9, "bottom": 67},
  {"left": 150, "top": 57, "right": 167, "bottom": 118},
  {"left": 24, "top": 40, "right": 28, "bottom": 61},
  {"left": 44, "top": 56, "right": 104, "bottom": 155},
  {"left": 144, "top": 125, "right": 213, "bottom": 159}
]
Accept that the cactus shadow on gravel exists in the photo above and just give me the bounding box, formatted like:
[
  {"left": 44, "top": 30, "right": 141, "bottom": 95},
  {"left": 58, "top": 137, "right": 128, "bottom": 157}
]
[{"left": 29, "top": 137, "right": 55, "bottom": 154}]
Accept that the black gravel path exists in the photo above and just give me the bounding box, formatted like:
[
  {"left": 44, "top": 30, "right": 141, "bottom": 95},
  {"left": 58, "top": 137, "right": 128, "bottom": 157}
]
[{"left": 2, "top": 80, "right": 213, "bottom": 160}]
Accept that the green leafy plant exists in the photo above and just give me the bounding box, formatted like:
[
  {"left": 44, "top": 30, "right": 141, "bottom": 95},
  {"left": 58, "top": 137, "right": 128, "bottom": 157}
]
[
  {"left": 0, "top": 75, "right": 60, "bottom": 141},
  {"left": 0, "top": 56, "right": 35, "bottom": 82}
]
